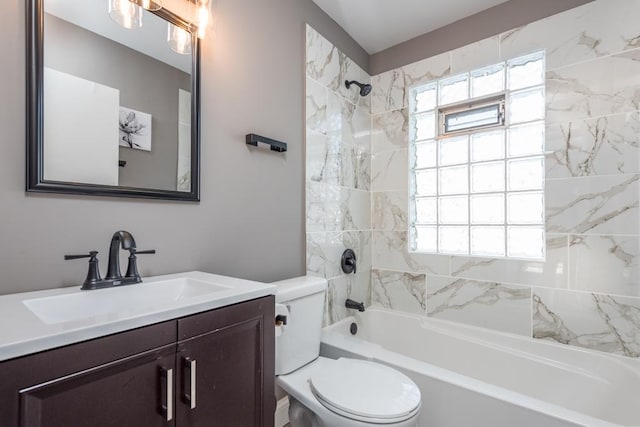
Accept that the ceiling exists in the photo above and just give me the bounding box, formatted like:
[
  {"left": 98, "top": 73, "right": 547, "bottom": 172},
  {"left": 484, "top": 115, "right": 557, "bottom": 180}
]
[{"left": 312, "top": 0, "right": 511, "bottom": 54}]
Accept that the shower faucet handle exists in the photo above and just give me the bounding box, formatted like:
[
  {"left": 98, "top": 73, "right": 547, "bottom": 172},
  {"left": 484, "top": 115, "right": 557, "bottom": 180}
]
[{"left": 341, "top": 249, "right": 357, "bottom": 274}]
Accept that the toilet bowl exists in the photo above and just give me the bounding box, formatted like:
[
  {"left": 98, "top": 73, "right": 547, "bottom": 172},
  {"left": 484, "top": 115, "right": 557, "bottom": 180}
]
[
  {"left": 277, "top": 357, "right": 421, "bottom": 427},
  {"left": 273, "top": 276, "right": 421, "bottom": 427}
]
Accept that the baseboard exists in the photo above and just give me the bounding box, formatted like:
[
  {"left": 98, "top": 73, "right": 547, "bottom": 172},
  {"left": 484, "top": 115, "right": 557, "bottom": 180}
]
[{"left": 274, "top": 395, "right": 290, "bottom": 427}]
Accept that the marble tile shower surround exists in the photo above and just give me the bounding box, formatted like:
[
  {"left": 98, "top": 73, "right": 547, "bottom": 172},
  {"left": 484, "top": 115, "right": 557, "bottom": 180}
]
[
  {"left": 427, "top": 276, "right": 532, "bottom": 337},
  {"left": 305, "top": 25, "right": 372, "bottom": 326},
  {"left": 365, "top": 0, "right": 640, "bottom": 358},
  {"left": 372, "top": 269, "right": 426, "bottom": 316},
  {"left": 533, "top": 289, "right": 640, "bottom": 358},
  {"left": 545, "top": 112, "right": 640, "bottom": 178},
  {"left": 306, "top": 0, "right": 640, "bottom": 358}
]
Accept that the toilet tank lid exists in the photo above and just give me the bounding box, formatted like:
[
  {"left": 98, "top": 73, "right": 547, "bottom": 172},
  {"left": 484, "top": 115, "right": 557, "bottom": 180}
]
[{"left": 272, "top": 276, "right": 327, "bottom": 303}]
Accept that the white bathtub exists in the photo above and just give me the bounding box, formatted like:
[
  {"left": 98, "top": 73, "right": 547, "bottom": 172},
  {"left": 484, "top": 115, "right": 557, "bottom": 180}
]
[{"left": 320, "top": 308, "right": 640, "bottom": 427}]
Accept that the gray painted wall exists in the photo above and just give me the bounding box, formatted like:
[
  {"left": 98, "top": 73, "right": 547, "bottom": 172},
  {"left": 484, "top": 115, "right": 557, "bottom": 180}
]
[
  {"left": 0, "top": 0, "right": 367, "bottom": 295},
  {"left": 370, "top": 0, "right": 594, "bottom": 74},
  {"left": 45, "top": 13, "right": 191, "bottom": 192}
]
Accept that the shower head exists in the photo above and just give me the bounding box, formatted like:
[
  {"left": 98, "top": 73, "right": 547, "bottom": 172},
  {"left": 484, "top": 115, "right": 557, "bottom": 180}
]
[{"left": 345, "top": 80, "right": 372, "bottom": 97}]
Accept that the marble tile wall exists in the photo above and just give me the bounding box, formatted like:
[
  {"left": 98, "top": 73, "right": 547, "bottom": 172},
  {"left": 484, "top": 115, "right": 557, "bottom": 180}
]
[
  {"left": 369, "top": 0, "right": 640, "bottom": 357},
  {"left": 305, "top": 25, "right": 372, "bottom": 326}
]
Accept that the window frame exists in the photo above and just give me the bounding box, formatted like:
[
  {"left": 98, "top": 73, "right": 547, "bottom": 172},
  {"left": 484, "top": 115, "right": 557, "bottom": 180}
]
[{"left": 439, "top": 94, "right": 506, "bottom": 136}]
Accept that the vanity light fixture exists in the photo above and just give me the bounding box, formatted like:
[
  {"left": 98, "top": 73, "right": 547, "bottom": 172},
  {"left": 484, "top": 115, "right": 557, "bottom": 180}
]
[
  {"left": 167, "top": 0, "right": 213, "bottom": 54},
  {"left": 109, "top": 0, "right": 163, "bottom": 29},
  {"left": 108, "top": 0, "right": 143, "bottom": 29},
  {"left": 110, "top": 0, "right": 212, "bottom": 52},
  {"left": 167, "top": 23, "right": 192, "bottom": 54}
]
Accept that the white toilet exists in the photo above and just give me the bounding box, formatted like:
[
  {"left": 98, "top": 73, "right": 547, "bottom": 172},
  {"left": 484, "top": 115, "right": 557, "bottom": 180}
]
[{"left": 274, "top": 276, "right": 422, "bottom": 427}]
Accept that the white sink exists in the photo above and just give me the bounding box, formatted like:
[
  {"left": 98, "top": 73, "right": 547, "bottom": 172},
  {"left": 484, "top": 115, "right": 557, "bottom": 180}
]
[
  {"left": 0, "top": 271, "right": 276, "bottom": 362},
  {"left": 23, "top": 277, "right": 231, "bottom": 324}
]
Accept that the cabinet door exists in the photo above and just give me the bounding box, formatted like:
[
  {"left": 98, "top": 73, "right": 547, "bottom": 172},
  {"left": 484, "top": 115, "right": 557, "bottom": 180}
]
[
  {"left": 0, "top": 320, "right": 176, "bottom": 426},
  {"left": 19, "top": 347, "right": 176, "bottom": 427},
  {"left": 176, "top": 297, "right": 275, "bottom": 427}
]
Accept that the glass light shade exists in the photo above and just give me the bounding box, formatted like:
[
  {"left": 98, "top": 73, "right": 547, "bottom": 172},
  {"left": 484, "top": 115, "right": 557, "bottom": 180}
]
[
  {"left": 109, "top": 0, "right": 143, "bottom": 30},
  {"left": 167, "top": 23, "right": 192, "bottom": 55},
  {"left": 195, "top": 0, "right": 213, "bottom": 39},
  {"left": 137, "top": 0, "right": 162, "bottom": 11}
]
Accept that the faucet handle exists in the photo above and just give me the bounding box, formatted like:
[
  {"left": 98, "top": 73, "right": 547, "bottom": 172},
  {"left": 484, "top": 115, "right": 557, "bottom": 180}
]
[
  {"left": 341, "top": 249, "right": 357, "bottom": 275},
  {"left": 125, "top": 249, "right": 156, "bottom": 283},
  {"left": 64, "top": 251, "right": 103, "bottom": 289},
  {"left": 130, "top": 249, "right": 156, "bottom": 255},
  {"left": 64, "top": 251, "right": 98, "bottom": 260}
]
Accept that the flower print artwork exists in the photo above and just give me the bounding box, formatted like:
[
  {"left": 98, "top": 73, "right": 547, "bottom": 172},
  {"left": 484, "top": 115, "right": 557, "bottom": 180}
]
[{"left": 119, "top": 107, "right": 152, "bottom": 151}]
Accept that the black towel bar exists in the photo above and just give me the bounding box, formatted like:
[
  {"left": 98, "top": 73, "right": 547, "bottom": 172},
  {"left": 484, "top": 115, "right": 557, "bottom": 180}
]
[{"left": 246, "top": 133, "right": 287, "bottom": 152}]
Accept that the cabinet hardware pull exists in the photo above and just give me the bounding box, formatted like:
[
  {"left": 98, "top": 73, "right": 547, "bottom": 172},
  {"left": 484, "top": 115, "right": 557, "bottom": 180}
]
[
  {"left": 184, "top": 357, "right": 197, "bottom": 409},
  {"left": 162, "top": 367, "right": 174, "bottom": 421}
]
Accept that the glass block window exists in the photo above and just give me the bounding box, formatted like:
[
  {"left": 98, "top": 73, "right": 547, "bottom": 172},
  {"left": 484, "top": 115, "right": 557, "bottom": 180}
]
[{"left": 408, "top": 51, "right": 545, "bottom": 260}]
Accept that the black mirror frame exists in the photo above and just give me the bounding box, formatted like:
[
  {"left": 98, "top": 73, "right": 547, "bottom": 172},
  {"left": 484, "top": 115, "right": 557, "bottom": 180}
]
[{"left": 26, "top": 0, "right": 201, "bottom": 201}]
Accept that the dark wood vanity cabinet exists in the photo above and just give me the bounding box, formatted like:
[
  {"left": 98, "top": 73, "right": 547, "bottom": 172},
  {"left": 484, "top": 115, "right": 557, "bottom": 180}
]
[
  {"left": 0, "top": 296, "right": 275, "bottom": 427},
  {"left": 19, "top": 347, "right": 177, "bottom": 427},
  {"left": 176, "top": 296, "right": 275, "bottom": 427}
]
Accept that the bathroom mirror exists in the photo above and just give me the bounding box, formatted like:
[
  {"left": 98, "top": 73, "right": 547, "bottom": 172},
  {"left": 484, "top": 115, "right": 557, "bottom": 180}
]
[{"left": 27, "top": 0, "right": 200, "bottom": 201}]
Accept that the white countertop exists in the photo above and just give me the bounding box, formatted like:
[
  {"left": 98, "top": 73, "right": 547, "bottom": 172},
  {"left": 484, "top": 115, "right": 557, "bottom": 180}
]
[{"left": 0, "top": 271, "right": 276, "bottom": 362}]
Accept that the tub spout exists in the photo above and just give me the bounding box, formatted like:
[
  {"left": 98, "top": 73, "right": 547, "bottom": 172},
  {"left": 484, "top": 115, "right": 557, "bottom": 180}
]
[{"left": 345, "top": 299, "right": 365, "bottom": 312}]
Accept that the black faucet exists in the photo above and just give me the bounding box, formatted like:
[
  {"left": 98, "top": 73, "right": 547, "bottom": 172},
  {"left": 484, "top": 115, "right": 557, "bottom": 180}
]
[
  {"left": 65, "top": 230, "right": 155, "bottom": 290},
  {"left": 345, "top": 299, "right": 365, "bottom": 312},
  {"left": 105, "top": 231, "right": 137, "bottom": 282}
]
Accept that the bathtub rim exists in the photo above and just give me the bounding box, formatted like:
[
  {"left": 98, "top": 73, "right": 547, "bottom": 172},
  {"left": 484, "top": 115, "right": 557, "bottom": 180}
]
[{"left": 321, "top": 307, "right": 640, "bottom": 427}]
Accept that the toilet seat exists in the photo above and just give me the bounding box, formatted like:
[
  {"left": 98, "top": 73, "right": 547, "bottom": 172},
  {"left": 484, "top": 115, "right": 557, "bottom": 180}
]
[{"left": 309, "top": 358, "right": 421, "bottom": 423}]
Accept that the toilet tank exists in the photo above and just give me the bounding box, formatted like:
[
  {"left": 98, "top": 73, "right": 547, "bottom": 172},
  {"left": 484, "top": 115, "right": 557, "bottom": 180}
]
[{"left": 273, "top": 276, "right": 327, "bottom": 375}]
